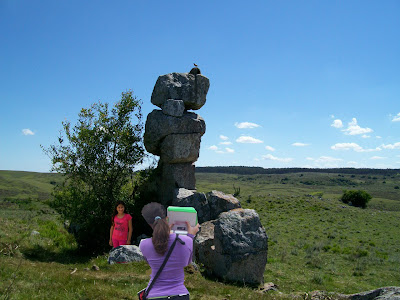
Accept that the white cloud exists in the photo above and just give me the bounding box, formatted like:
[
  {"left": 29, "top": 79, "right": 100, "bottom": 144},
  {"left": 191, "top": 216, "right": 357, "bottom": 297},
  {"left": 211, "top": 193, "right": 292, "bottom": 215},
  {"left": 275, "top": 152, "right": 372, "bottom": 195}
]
[
  {"left": 216, "top": 150, "right": 224, "bottom": 154},
  {"left": 265, "top": 145, "right": 275, "bottom": 152},
  {"left": 262, "top": 154, "right": 293, "bottom": 163},
  {"left": 219, "top": 135, "right": 229, "bottom": 140},
  {"left": 234, "top": 122, "right": 261, "bottom": 129},
  {"left": 236, "top": 136, "right": 263, "bottom": 144},
  {"left": 381, "top": 143, "right": 400, "bottom": 150},
  {"left": 370, "top": 156, "right": 386, "bottom": 160},
  {"left": 331, "top": 119, "right": 343, "bottom": 128},
  {"left": 315, "top": 156, "right": 343, "bottom": 163},
  {"left": 22, "top": 129, "right": 34, "bottom": 136},
  {"left": 342, "top": 118, "right": 373, "bottom": 135},
  {"left": 392, "top": 113, "right": 400, "bottom": 122},
  {"left": 331, "top": 142, "right": 381, "bottom": 152},
  {"left": 376, "top": 136, "right": 382, "bottom": 139},
  {"left": 361, "top": 135, "right": 370, "bottom": 138},
  {"left": 220, "top": 141, "right": 232, "bottom": 145},
  {"left": 292, "top": 142, "right": 309, "bottom": 147},
  {"left": 306, "top": 157, "right": 314, "bottom": 161},
  {"left": 225, "top": 147, "right": 235, "bottom": 153},
  {"left": 347, "top": 161, "right": 358, "bottom": 166},
  {"left": 208, "top": 145, "right": 218, "bottom": 151}
]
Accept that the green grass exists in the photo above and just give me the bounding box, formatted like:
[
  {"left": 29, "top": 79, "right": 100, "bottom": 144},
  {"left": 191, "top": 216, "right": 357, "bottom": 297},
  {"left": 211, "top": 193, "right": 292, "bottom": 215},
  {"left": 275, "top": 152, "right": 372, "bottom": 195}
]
[
  {"left": 1, "top": 170, "right": 400, "bottom": 299},
  {"left": 197, "top": 172, "right": 400, "bottom": 294}
]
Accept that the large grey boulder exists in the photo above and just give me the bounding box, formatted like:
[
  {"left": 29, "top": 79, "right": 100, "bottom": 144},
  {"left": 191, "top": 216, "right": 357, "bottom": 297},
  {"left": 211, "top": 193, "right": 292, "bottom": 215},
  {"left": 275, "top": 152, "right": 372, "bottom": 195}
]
[
  {"left": 161, "top": 133, "right": 202, "bottom": 163},
  {"left": 207, "top": 190, "right": 242, "bottom": 220},
  {"left": 172, "top": 188, "right": 211, "bottom": 223},
  {"left": 162, "top": 99, "right": 185, "bottom": 117},
  {"left": 195, "top": 209, "right": 268, "bottom": 286},
  {"left": 151, "top": 72, "right": 210, "bottom": 110},
  {"left": 108, "top": 245, "right": 145, "bottom": 264},
  {"left": 144, "top": 110, "right": 206, "bottom": 155}
]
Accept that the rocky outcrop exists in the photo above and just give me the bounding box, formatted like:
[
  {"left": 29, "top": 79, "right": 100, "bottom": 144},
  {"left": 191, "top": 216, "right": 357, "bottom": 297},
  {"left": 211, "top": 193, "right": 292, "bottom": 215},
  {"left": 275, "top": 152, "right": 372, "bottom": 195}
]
[
  {"left": 305, "top": 287, "right": 400, "bottom": 300},
  {"left": 343, "top": 287, "right": 400, "bottom": 299},
  {"left": 194, "top": 209, "right": 268, "bottom": 286},
  {"left": 144, "top": 70, "right": 209, "bottom": 205},
  {"left": 108, "top": 245, "right": 145, "bottom": 264},
  {"left": 142, "top": 69, "right": 269, "bottom": 286}
]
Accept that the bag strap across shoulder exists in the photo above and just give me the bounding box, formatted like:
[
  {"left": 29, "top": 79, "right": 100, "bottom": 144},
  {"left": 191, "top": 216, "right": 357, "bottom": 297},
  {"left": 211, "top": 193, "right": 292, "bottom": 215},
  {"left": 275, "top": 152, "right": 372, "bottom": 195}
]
[{"left": 145, "top": 234, "right": 184, "bottom": 298}]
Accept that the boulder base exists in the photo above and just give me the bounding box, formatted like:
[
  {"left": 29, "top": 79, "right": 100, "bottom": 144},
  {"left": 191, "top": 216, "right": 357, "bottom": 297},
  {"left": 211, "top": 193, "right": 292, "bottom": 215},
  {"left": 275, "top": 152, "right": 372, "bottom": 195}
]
[{"left": 195, "top": 209, "right": 268, "bottom": 286}]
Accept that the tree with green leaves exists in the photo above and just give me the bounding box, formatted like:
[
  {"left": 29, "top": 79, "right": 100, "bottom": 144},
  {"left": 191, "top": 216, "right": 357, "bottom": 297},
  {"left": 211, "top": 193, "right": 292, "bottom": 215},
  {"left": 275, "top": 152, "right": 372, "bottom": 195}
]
[
  {"left": 341, "top": 190, "right": 372, "bottom": 208},
  {"left": 43, "top": 91, "right": 145, "bottom": 253}
]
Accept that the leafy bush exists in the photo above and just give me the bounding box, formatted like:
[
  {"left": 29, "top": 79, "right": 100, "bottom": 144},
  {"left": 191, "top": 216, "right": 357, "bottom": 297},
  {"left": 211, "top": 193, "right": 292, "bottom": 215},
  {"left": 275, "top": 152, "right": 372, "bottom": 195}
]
[
  {"left": 341, "top": 190, "right": 372, "bottom": 208},
  {"left": 43, "top": 91, "right": 145, "bottom": 253}
]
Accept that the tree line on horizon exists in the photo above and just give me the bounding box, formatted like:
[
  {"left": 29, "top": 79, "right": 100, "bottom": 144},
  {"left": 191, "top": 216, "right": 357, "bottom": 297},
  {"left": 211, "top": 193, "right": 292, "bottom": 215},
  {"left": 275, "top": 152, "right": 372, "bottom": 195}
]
[{"left": 195, "top": 166, "right": 400, "bottom": 176}]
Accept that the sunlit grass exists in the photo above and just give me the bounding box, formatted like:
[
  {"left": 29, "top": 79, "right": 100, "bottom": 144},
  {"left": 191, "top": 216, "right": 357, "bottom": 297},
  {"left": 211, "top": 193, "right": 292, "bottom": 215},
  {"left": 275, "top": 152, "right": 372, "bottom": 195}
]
[{"left": 1, "top": 170, "right": 400, "bottom": 299}]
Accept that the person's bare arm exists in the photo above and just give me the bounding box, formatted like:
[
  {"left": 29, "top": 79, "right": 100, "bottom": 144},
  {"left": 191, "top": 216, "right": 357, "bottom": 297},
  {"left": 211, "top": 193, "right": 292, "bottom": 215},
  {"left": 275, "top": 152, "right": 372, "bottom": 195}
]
[
  {"left": 109, "top": 225, "right": 114, "bottom": 246},
  {"left": 127, "top": 219, "right": 133, "bottom": 244},
  {"left": 186, "top": 222, "right": 200, "bottom": 236}
]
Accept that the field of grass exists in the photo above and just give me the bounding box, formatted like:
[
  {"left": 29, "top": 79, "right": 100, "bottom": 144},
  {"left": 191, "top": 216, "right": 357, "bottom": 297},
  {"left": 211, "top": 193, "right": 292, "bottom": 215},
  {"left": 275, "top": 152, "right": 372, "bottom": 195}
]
[
  {"left": 1, "top": 170, "right": 400, "bottom": 299},
  {"left": 197, "top": 172, "right": 400, "bottom": 294}
]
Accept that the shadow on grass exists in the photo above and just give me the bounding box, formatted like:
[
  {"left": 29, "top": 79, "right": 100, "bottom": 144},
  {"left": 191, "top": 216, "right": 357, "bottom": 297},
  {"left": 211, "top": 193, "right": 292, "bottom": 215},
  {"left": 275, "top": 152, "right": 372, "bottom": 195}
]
[{"left": 22, "top": 244, "right": 97, "bottom": 264}]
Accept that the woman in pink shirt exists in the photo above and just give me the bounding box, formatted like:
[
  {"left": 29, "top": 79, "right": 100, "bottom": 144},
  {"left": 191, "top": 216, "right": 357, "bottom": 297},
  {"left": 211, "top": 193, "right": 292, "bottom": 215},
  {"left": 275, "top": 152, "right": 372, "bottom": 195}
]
[{"left": 109, "top": 201, "right": 133, "bottom": 248}]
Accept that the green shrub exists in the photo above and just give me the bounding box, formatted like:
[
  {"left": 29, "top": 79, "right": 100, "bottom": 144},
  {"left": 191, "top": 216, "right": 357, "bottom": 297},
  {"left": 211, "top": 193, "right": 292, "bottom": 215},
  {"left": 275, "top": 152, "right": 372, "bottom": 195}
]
[
  {"left": 43, "top": 91, "right": 145, "bottom": 253},
  {"left": 341, "top": 190, "right": 372, "bottom": 208}
]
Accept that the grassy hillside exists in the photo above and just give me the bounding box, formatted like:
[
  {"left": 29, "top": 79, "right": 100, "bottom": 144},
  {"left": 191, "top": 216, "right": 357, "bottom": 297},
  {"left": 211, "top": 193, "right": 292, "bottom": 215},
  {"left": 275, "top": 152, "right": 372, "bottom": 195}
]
[
  {"left": 197, "top": 172, "right": 400, "bottom": 293},
  {"left": 1, "top": 170, "right": 399, "bottom": 299}
]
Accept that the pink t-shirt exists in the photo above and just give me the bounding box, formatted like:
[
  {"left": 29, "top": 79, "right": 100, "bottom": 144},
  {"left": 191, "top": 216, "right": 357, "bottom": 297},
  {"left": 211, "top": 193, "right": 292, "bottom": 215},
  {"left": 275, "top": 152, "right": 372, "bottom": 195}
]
[{"left": 112, "top": 214, "right": 132, "bottom": 240}]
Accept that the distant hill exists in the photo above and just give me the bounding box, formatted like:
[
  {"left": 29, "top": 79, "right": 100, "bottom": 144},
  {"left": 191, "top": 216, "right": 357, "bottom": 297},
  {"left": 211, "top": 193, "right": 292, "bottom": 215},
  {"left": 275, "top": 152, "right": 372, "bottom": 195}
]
[
  {"left": 196, "top": 166, "right": 400, "bottom": 176},
  {"left": 0, "top": 170, "right": 63, "bottom": 201}
]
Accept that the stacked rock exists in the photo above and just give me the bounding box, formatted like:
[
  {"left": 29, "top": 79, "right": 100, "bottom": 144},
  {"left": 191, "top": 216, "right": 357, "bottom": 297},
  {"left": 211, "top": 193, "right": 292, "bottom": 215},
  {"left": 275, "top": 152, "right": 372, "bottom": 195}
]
[{"left": 144, "top": 70, "right": 210, "bottom": 205}]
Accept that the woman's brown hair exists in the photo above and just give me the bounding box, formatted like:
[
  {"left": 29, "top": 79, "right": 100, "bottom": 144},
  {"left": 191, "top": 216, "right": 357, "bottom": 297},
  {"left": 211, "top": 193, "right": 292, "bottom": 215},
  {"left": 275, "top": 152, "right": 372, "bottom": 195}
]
[
  {"left": 152, "top": 218, "right": 170, "bottom": 255},
  {"left": 141, "top": 202, "right": 170, "bottom": 255}
]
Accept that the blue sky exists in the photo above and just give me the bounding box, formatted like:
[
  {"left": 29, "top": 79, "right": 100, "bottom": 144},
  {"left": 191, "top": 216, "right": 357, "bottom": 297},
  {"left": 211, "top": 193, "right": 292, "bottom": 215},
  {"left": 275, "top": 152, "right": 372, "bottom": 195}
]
[{"left": 1, "top": 0, "right": 399, "bottom": 172}]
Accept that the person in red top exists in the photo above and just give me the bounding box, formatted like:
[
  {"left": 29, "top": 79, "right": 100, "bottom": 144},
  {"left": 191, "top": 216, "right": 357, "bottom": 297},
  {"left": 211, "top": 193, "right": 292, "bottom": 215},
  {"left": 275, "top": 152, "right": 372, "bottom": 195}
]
[{"left": 109, "top": 201, "right": 133, "bottom": 248}]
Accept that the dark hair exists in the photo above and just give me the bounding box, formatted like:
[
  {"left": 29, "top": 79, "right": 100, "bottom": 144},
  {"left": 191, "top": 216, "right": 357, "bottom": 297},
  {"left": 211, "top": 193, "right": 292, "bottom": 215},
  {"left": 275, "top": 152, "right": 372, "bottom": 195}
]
[
  {"left": 141, "top": 202, "right": 169, "bottom": 255},
  {"left": 111, "top": 200, "right": 126, "bottom": 226},
  {"left": 152, "top": 218, "right": 170, "bottom": 255}
]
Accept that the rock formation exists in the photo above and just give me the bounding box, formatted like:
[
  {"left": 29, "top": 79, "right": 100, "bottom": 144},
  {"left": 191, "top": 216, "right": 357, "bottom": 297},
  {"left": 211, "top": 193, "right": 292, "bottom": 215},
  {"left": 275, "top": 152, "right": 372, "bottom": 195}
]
[
  {"left": 142, "top": 69, "right": 268, "bottom": 286},
  {"left": 144, "top": 71, "right": 209, "bottom": 205}
]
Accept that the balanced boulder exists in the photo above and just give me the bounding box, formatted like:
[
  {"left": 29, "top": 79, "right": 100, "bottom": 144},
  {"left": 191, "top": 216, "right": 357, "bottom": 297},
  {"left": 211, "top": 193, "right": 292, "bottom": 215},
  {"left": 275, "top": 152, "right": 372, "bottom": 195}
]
[{"left": 151, "top": 72, "right": 210, "bottom": 110}]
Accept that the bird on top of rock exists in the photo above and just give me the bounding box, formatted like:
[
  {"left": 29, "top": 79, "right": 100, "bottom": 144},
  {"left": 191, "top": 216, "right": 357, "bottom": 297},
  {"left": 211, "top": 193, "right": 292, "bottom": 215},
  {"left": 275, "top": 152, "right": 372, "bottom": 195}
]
[{"left": 189, "top": 63, "right": 201, "bottom": 75}]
